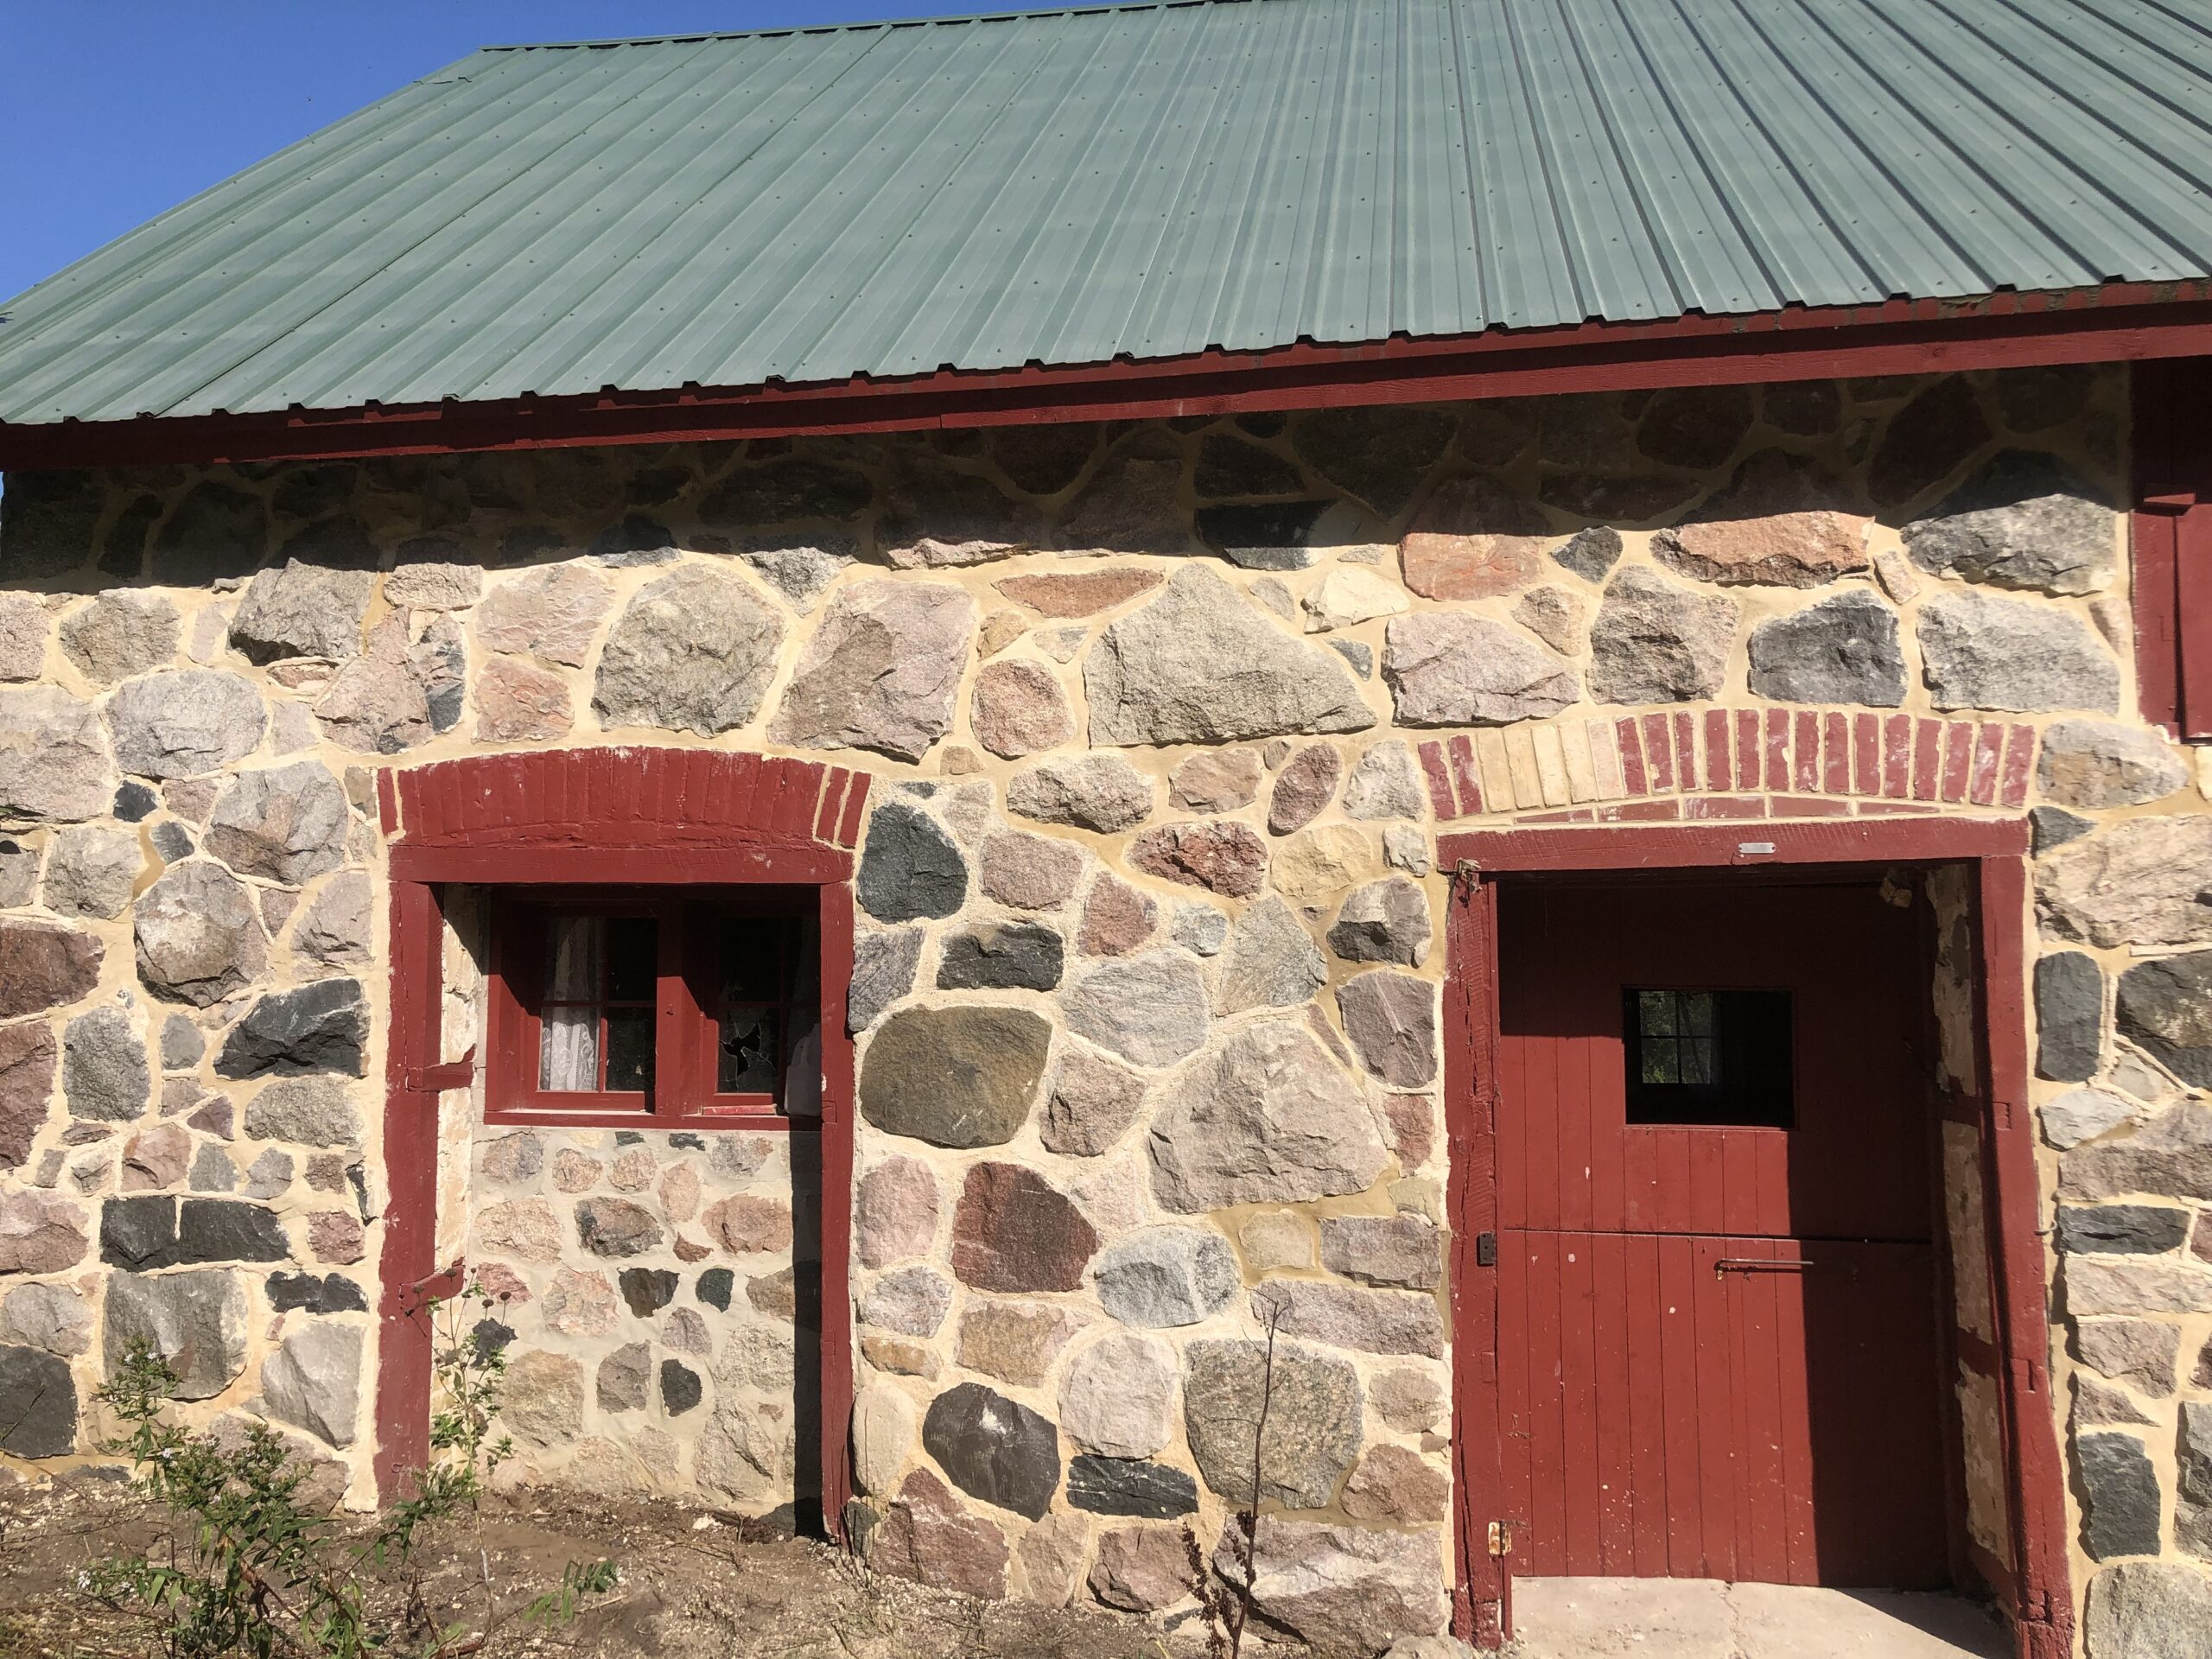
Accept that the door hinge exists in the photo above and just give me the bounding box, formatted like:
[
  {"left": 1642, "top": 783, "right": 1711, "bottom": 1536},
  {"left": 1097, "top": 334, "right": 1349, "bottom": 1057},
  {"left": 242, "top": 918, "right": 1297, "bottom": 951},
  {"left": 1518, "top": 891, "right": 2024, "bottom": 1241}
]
[
  {"left": 1475, "top": 1231, "right": 1498, "bottom": 1268},
  {"left": 1452, "top": 858, "right": 1483, "bottom": 894},
  {"left": 404, "top": 1048, "right": 475, "bottom": 1093},
  {"left": 1487, "top": 1520, "right": 1514, "bottom": 1559}
]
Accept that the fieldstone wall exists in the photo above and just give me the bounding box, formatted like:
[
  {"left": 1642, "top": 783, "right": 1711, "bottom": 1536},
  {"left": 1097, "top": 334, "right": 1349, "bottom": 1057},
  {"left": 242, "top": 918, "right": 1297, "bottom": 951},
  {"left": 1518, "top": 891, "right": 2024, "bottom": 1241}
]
[{"left": 0, "top": 361, "right": 2208, "bottom": 1653}]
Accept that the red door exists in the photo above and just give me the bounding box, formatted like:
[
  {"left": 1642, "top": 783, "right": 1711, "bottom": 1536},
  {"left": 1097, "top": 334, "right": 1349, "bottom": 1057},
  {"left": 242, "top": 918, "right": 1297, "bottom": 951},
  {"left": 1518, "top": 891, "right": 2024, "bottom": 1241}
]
[{"left": 1495, "top": 876, "right": 1952, "bottom": 1588}]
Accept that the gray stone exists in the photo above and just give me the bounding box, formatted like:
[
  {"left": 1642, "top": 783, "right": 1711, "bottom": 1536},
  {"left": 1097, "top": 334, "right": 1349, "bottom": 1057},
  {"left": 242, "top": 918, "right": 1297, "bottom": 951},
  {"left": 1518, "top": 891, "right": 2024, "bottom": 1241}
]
[
  {"left": 0, "top": 687, "right": 115, "bottom": 821},
  {"left": 62, "top": 1007, "right": 148, "bottom": 1122},
  {"left": 1095, "top": 1225, "right": 1237, "bottom": 1328},
  {"left": 1918, "top": 590, "right": 2119, "bottom": 713},
  {"left": 2120, "top": 955, "right": 2212, "bottom": 1087},
  {"left": 1063, "top": 950, "right": 1211, "bottom": 1067},
  {"left": 1327, "top": 876, "right": 1431, "bottom": 968},
  {"left": 245, "top": 1149, "right": 293, "bottom": 1201},
  {"left": 1042, "top": 1047, "right": 1148, "bottom": 1157},
  {"left": 103, "top": 1268, "right": 247, "bottom": 1401},
  {"left": 1588, "top": 567, "right": 1738, "bottom": 704},
  {"left": 2039, "top": 721, "right": 2189, "bottom": 809},
  {"left": 1382, "top": 611, "right": 1579, "bottom": 726},
  {"left": 597, "top": 1342, "right": 652, "bottom": 1412},
  {"left": 188, "top": 1142, "right": 237, "bottom": 1192},
  {"left": 1746, "top": 589, "right": 1906, "bottom": 706},
  {"left": 383, "top": 560, "right": 480, "bottom": 610},
  {"left": 0, "top": 1282, "right": 91, "bottom": 1356},
  {"left": 852, "top": 1382, "right": 917, "bottom": 1497},
  {"left": 880, "top": 459, "right": 1041, "bottom": 566},
  {"left": 1553, "top": 525, "right": 1623, "bottom": 583},
  {"left": 856, "top": 803, "right": 968, "bottom": 923},
  {"left": 476, "top": 565, "right": 614, "bottom": 666},
  {"left": 1193, "top": 499, "right": 1332, "bottom": 569},
  {"left": 858, "top": 1005, "right": 1051, "bottom": 1148},
  {"left": 0, "top": 1344, "right": 75, "bottom": 1457},
  {"left": 734, "top": 537, "right": 856, "bottom": 609},
  {"left": 1059, "top": 1332, "right": 1177, "bottom": 1459},
  {"left": 0, "top": 594, "right": 44, "bottom": 681},
  {"left": 2044, "top": 1088, "right": 2139, "bottom": 1151},
  {"left": 660, "top": 1357, "right": 702, "bottom": 1414},
  {"left": 770, "top": 579, "right": 973, "bottom": 760},
  {"left": 292, "top": 871, "right": 372, "bottom": 966},
  {"left": 922, "top": 1381, "right": 1061, "bottom": 1521},
  {"left": 702, "top": 456, "right": 873, "bottom": 526},
  {"left": 135, "top": 861, "right": 266, "bottom": 1007},
  {"left": 1904, "top": 452, "right": 2117, "bottom": 595},
  {"left": 2035, "top": 952, "right": 2103, "bottom": 1083},
  {"left": 856, "top": 1156, "right": 938, "bottom": 1269},
  {"left": 1149, "top": 1020, "right": 1389, "bottom": 1210},
  {"left": 936, "top": 921, "right": 1065, "bottom": 992},
  {"left": 228, "top": 561, "right": 371, "bottom": 664},
  {"left": 2065, "top": 1099, "right": 2212, "bottom": 1213},
  {"left": 2085, "top": 1561, "right": 2212, "bottom": 1659},
  {"left": 176, "top": 1198, "right": 289, "bottom": 1264},
  {"left": 1006, "top": 753, "right": 1154, "bottom": 833},
  {"left": 1085, "top": 567, "right": 1373, "bottom": 746},
  {"left": 41, "top": 824, "right": 140, "bottom": 919},
  {"left": 1173, "top": 902, "right": 1229, "bottom": 957},
  {"left": 1342, "top": 741, "right": 1426, "bottom": 821},
  {"left": 1224, "top": 1517, "right": 1448, "bottom": 1653},
  {"left": 970, "top": 659, "right": 1074, "bottom": 760},
  {"left": 260, "top": 1322, "right": 361, "bottom": 1447},
  {"left": 408, "top": 614, "right": 467, "bottom": 734},
  {"left": 1322, "top": 1215, "right": 1444, "bottom": 1289},
  {"left": 1071, "top": 1459, "right": 1198, "bottom": 1522},
  {"left": 1338, "top": 970, "right": 1439, "bottom": 1088},
  {"left": 1183, "top": 1338, "right": 1361, "bottom": 1509},
  {"left": 312, "top": 650, "right": 432, "bottom": 754},
  {"left": 501, "top": 1350, "right": 586, "bottom": 1448},
  {"left": 2183, "top": 1400, "right": 2212, "bottom": 1508},
  {"left": 214, "top": 979, "right": 368, "bottom": 1079},
  {"left": 0, "top": 918, "right": 103, "bottom": 1020},
  {"left": 594, "top": 565, "right": 785, "bottom": 736},
  {"left": 0, "top": 836, "right": 39, "bottom": 906},
  {"left": 106, "top": 671, "right": 267, "bottom": 779},
  {"left": 2058, "top": 1205, "right": 2191, "bottom": 1256},
  {"left": 1256, "top": 1280, "right": 1444, "bottom": 1357},
  {"left": 0, "top": 1020, "right": 54, "bottom": 1173},
  {"left": 575, "top": 1197, "right": 663, "bottom": 1258},
  {"left": 244, "top": 1077, "right": 361, "bottom": 1147},
  {"left": 977, "top": 830, "right": 1084, "bottom": 911},
  {"left": 204, "top": 760, "right": 348, "bottom": 884},
  {"left": 2040, "top": 817, "right": 2212, "bottom": 950},
  {"left": 2080, "top": 1433, "right": 2163, "bottom": 1560},
  {"left": 1217, "top": 896, "right": 1327, "bottom": 1014},
  {"left": 0, "top": 470, "right": 102, "bottom": 579},
  {"left": 60, "top": 592, "right": 179, "bottom": 684},
  {"left": 1293, "top": 406, "right": 1458, "bottom": 515},
  {"left": 848, "top": 927, "right": 924, "bottom": 1033},
  {"left": 860, "top": 1266, "right": 953, "bottom": 1337},
  {"left": 2031, "top": 805, "right": 2096, "bottom": 855}
]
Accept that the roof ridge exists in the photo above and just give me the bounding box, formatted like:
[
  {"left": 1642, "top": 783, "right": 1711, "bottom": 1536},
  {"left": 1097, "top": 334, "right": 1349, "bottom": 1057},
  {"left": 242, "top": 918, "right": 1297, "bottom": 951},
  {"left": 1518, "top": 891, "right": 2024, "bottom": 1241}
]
[{"left": 478, "top": 0, "right": 1245, "bottom": 54}]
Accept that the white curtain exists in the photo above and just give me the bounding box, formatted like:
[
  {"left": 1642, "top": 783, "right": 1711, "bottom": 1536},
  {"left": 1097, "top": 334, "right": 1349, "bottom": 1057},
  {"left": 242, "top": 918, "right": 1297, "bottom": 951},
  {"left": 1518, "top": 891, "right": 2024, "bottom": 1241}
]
[{"left": 538, "top": 915, "right": 600, "bottom": 1091}]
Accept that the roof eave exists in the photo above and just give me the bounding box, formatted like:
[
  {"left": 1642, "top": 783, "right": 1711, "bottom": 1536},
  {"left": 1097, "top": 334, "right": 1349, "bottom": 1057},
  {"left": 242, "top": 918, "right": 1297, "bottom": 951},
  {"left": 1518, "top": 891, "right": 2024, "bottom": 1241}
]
[{"left": 6, "top": 282, "right": 2209, "bottom": 473}]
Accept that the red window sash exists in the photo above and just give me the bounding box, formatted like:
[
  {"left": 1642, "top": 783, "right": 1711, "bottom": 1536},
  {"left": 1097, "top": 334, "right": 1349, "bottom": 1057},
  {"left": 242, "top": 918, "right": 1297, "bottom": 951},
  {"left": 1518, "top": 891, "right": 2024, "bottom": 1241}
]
[{"left": 2133, "top": 357, "right": 2212, "bottom": 741}]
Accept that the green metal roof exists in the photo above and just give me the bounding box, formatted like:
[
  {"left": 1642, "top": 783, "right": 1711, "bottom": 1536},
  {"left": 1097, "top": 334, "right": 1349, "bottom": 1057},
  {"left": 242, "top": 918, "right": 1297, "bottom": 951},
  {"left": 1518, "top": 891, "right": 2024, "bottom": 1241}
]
[{"left": 4, "top": 0, "right": 2211, "bottom": 428}]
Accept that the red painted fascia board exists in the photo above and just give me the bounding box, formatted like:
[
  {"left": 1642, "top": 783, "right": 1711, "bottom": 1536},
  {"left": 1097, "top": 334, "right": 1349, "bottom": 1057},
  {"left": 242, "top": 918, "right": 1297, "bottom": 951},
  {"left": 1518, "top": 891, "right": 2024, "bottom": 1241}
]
[
  {"left": 5, "top": 283, "right": 2211, "bottom": 471},
  {"left": 1439, "top": 816, "right": 2028, "bottom": 873}
]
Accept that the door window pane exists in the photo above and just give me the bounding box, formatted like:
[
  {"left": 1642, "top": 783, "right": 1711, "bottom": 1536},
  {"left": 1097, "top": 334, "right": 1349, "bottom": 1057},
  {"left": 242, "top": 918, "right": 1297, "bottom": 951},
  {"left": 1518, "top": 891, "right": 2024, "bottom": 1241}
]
[
  {"left": 534, "top": 912, "right": 657, "bottom": 1095},
  {"left": 1624, "top": 988, "right": 1793, "bottom": 1127}
]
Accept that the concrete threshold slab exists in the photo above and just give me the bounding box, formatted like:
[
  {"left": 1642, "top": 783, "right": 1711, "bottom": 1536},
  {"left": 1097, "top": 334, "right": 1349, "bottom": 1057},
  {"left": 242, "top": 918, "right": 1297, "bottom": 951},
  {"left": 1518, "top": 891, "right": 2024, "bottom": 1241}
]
[{"left": 1510, "top": 1578, "right": 2011, "bottom": 1659}]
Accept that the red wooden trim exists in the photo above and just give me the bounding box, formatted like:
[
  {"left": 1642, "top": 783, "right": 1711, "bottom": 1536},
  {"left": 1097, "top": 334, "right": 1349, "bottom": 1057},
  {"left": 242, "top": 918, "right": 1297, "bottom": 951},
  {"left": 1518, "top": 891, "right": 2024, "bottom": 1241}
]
[
  {"left": 391, "top": 843, "right": 850, "bottom": 885},
  {"left": 8, "top": 283, "right": 2212, "bottom": 471},
  {"left": 1440, "top": 817, "right": 2027, "bottom": 874},
  {"left": 374, "top": 879, "right": 445, "bottom": 1503},
  {"left": 1446, "top": 873, "right": 1508, "bottom": 1648},
  {"left": 1973, "top": 855, "right": 2075, "bottom": 1659},
  {"left": 816, "top": 879, "right": 859, "bottom": 1544}
]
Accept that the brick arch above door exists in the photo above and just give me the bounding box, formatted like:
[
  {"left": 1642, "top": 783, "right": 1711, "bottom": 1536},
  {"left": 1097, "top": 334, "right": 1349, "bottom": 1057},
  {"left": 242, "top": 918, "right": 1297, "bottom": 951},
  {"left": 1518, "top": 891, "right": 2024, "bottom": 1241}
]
[{"left": 1420, "top": 705, "right": 2040, "bottom": 825}]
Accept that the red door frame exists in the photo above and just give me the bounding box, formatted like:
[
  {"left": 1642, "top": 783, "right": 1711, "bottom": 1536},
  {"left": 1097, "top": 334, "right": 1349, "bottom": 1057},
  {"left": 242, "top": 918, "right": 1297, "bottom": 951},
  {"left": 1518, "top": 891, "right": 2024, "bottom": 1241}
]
[
  {"left": 370, "top": 749, "right": 870, "bottom": 1548},
  {"left": 1439, "top": 817, "right": 2069, "bottom": 1659}
]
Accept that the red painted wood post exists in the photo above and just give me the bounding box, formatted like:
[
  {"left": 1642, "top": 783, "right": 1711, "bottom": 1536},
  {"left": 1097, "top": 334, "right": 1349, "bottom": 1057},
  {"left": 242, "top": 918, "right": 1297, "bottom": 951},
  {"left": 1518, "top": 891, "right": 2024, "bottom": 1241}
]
[
  {"left": 1974, "top": 855, "right": 2075, "bottom": 1659},
  {"left": 817, "top": 878, "right": 858, "bottom": 1545},
  {"left": 374, "top": 877, "right": 446, "bottom": 1503},
  {"left": 1446, "top": 867, "right": 1509, "bottom": 1647}
]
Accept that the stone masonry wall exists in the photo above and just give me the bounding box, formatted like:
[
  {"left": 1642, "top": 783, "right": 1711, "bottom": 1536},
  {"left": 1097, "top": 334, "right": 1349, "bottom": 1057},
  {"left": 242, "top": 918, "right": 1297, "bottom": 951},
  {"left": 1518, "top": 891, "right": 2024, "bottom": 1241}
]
[{"left": 1, "top": 363, "right": 2209, "bottom": 1653}]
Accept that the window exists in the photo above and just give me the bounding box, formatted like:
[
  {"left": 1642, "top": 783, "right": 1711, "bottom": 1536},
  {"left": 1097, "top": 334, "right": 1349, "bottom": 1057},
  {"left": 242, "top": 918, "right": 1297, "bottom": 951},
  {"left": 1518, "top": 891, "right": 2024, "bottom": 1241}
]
[
  {"left": 1624, "top": 988, "right": 1794, "bottom": 1128},
  {"left": 486, "top": 890, "right": 819, "bottom": 1126},
  {"left": 2133, "top": 356, "right": 2212, "bottom": 741}
]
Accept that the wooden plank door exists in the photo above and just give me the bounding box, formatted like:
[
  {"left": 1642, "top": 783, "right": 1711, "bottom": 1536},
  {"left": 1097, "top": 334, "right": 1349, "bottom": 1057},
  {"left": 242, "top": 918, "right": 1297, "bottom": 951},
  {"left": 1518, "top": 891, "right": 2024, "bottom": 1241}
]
[{"left": 1495, "top": 876, "right": 1952, "bottom": 1588}]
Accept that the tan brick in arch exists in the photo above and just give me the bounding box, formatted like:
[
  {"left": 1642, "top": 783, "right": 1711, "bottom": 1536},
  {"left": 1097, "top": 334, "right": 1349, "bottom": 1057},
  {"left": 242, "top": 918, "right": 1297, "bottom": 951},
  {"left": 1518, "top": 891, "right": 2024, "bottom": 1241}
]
[{"left": 1419, "top": 707, "right": 2038, "bottom": 824}]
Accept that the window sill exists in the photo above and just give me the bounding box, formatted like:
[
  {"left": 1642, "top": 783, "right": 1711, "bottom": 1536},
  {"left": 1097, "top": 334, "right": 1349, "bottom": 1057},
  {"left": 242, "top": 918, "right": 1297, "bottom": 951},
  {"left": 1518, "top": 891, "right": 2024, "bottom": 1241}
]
[{"left": 483, "top": 1104, "right": 815, "bottom": 1131}]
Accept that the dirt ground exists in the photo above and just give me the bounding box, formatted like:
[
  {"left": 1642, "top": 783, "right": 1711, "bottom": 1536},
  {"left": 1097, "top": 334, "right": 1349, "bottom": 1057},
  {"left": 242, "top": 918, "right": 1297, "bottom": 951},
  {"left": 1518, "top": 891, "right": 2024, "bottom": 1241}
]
[{"left": 0, "top": 1474, "right": 1224, "bottom": 1659}]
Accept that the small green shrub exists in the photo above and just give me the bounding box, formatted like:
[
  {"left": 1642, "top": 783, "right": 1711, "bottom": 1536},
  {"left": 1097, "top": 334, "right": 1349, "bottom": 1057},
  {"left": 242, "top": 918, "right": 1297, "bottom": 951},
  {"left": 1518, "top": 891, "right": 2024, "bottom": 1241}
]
[{"left": 80, "top": 1281, "right": 613, "bottom": 1658}]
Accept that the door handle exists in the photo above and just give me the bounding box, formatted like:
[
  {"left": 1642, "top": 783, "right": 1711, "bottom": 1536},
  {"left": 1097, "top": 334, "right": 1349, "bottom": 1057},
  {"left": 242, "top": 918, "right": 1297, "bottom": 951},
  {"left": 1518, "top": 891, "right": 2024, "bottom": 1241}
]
[{"left": 1715, "top": 1257, "right": 1819, "bottom": 1275}]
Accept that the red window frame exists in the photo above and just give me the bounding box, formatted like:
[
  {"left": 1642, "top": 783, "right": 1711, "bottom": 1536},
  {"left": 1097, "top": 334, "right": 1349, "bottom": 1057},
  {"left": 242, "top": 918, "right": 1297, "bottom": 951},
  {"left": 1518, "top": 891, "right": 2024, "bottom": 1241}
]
[
  {"left": 2133, "top": 356, "right": 2212, "bottom": 741},
  {"left": 484, "top": 886, "right": 817, "bottom": 1128}
]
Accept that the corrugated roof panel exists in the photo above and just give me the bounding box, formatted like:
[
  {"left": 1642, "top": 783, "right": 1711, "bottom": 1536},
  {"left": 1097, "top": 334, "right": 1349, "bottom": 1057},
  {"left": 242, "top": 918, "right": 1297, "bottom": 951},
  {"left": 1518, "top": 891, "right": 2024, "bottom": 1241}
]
[{"left": 5, "top": 0, "right": 2212, "bottom": 428}]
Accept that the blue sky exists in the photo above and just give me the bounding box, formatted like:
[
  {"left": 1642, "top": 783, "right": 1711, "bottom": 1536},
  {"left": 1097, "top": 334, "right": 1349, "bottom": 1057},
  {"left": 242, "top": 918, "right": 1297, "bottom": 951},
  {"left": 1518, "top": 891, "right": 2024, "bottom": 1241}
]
[{"left": 0, "top": 2, "right": 918, "bottom": 302}]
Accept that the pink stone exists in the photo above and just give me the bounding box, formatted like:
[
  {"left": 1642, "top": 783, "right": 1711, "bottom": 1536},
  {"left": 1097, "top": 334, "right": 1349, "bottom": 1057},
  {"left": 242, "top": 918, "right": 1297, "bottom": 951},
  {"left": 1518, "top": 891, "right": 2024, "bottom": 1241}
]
[
  {"left": 1128, "top": 820, "right": 1268, "bottom": 897},
  {"left": 1077, "top": 874, "right": 1157, "bottom": 957},
  {"left": 970, "top": 660, "right": 1074, "bottom": 759},
  {"left": 978, "top": 830, "right": 1084, "bottom": 911},
  {"left": 551, "top": 1148, "right": 601, "bottom": 1192},
  {"left": 121, "top": 1122, "right": 191, "bottom": 1191},
  {"left": 950, "top": 1163, "right": 1097, "bottom": 1293},
  {"left": 0, "top": 1188, "right": 89, "bottom": 1273},
  {"left": 541, "top": 1265, "right": 619, "bottom": 1337},
  {"left": 702, "top": 1193, "right": 793, "bottom": 1255},
  {"left": 857, "top": 1157, "right": 939, "bottom": 1269},
  {"left": 1268, "top": 743, "right": 1342, "bottom": 836},
  {"left": 1168, "top": 747, "right": 1262, "bottom": 812},
  {"left": 472, "top": 656, "right": 573, "bottom": 743},
  {"left": 658, "top": 1162, "right": 700, "bottom": 1223},
  {"left": 1340, "top": 1443, "right": 1450, "bottom": 1522},
  {"left": 1399, "top": 475, "right": 1549, "bottom": 601},
  {"left": 308, "top": 1210, "right": 365, "bottom": 1265},
  {"left": 868, "top": 1467, "right": 1008, "bottom": 1599},
  {"left": 994, "top": 568, "right": 1161, "bottom": 619},
  {"left": 609, "top": 1147, "right": 656, "bottom": 1192}
]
